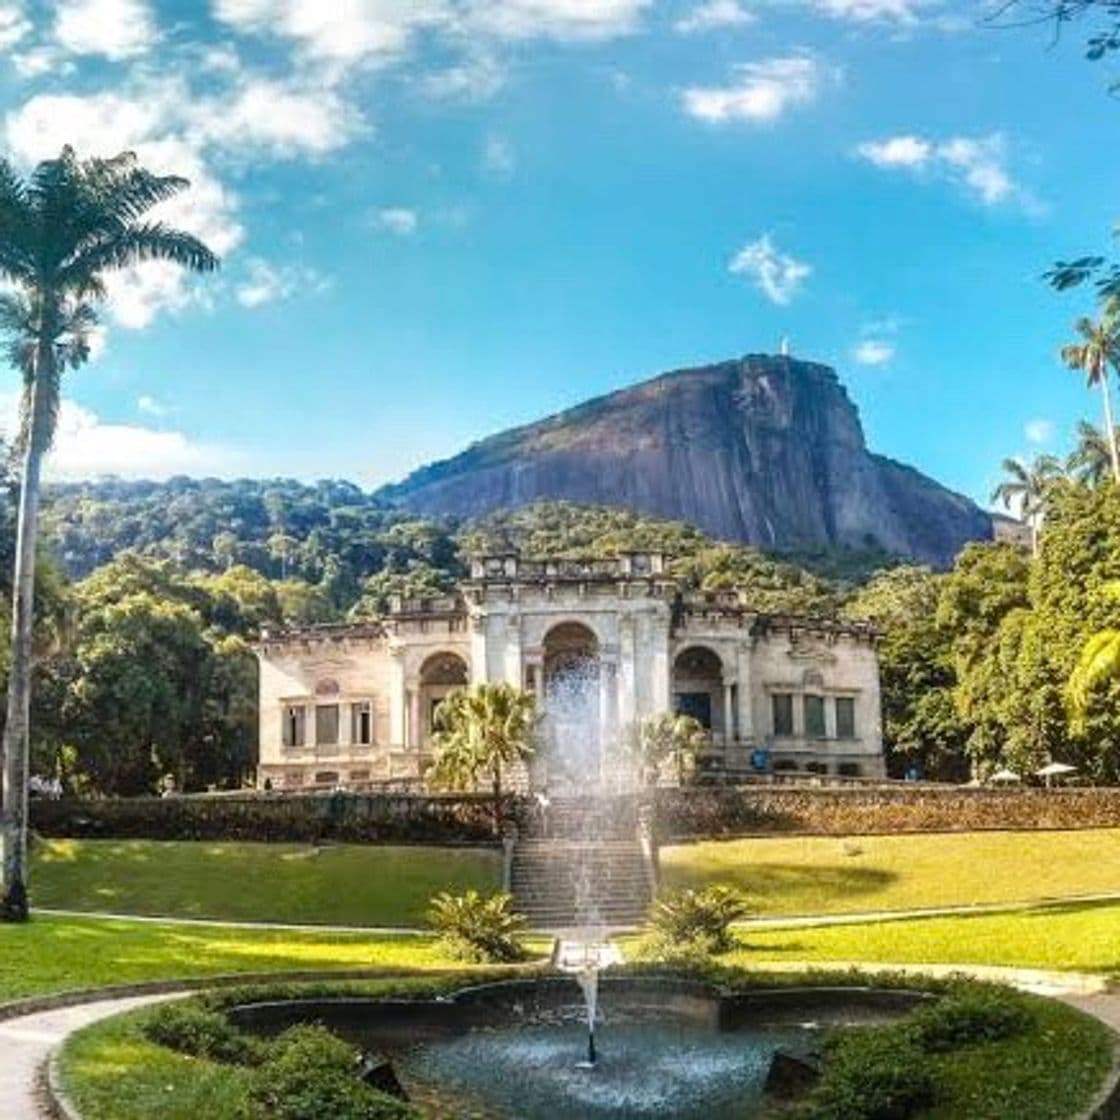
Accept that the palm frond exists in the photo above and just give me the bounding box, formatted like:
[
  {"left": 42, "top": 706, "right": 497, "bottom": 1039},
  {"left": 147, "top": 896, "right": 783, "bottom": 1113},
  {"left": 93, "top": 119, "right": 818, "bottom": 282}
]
[{"left": 60, "top": 222, "right": 220, "bottom": 283}]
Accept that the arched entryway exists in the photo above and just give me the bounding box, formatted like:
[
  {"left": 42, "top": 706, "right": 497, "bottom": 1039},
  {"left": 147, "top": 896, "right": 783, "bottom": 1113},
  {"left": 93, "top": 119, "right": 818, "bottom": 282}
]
[
  {"left": 419, "top": 651, "right": 468, "bottom": 745},
  {"left": 672, "top": 645, "right": 729, "bottom": 742},
  {"left": 541, "top": 622, "right": 602, "bottom": 786}
]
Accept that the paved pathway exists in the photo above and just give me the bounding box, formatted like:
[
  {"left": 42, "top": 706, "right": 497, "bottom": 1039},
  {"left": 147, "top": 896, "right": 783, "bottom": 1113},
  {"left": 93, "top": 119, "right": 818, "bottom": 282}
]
[{"left": 0, "top": 993, "right": 180, "bottom": 1120}]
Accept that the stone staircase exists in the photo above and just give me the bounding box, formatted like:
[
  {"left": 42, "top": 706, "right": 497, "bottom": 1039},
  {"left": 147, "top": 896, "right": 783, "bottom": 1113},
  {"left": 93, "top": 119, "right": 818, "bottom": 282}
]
[{"left": 509, "top": 796, "right": 655, "bottom": 932}]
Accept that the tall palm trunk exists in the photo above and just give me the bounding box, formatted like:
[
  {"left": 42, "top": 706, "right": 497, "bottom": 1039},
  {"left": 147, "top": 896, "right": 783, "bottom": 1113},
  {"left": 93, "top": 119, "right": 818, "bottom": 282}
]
[
  {"left": 1102, "top": 370, "right": 1120, "bottom": 484},
  {"left": 1, "top": 326, "right": 53, "bottom": 920}
]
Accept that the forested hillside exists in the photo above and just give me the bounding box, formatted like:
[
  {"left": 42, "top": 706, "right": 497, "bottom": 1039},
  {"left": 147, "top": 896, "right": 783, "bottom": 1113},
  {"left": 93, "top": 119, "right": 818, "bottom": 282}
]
[{"left": 38, "top": 476, "right": 885, "bottom": 620}]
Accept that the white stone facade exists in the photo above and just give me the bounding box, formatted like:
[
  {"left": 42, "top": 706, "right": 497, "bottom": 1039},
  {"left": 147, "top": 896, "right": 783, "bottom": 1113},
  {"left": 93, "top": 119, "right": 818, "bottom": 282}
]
[{"left": 255, "top": 553, "right": 884, "bottom": 791}]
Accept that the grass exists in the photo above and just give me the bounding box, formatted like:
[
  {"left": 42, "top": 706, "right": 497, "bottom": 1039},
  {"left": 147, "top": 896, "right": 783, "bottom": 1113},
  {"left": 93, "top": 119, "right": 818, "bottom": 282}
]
[
  {"left": 31, "top": 838, "right": 501, "bottom": 927},
  {"left": 725, "top": 899, "right": 1120, "bottom": 974},
  {"left": 660, "top": 828, "right": 1120, "bottom": 917},
  {"left": 57, "top": 972, "right": 1115, "bottom": 1120},
  {"left": 0, "top": 913, "right": 495, "bottom": 1003}
]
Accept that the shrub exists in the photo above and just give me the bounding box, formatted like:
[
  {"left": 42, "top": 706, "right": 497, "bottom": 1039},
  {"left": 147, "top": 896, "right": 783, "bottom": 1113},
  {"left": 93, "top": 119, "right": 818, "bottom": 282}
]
[
  {"left": 647, "top": 885, "right": 747, "bottom": 955},
  {"left": 911, "top": 989, "right": 1029, "bottom": 1052},
  {"left": 252, "top": 1025, "right": 419, "bottom": 1120},
  {"left": 800, "top": 1026, "right": 936, "bottom": 1120},
  {"left": 143, "top": 1002, "right": 264, "bottom": 1065},
  {"left": 426, "top": 889, "right": 526, "bottom": 962}
]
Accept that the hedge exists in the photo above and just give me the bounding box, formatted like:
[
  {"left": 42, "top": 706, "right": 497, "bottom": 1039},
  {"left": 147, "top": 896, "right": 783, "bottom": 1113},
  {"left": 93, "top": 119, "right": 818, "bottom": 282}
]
[
  {"left": 30, "top": 791, "right": 500, "bottom": 845},
  {"left": 31, "top": 786, "right": 1120, "bottom": 846},
  {"left": 654, "top": 786, "right": 1120, "bottom": 839}
]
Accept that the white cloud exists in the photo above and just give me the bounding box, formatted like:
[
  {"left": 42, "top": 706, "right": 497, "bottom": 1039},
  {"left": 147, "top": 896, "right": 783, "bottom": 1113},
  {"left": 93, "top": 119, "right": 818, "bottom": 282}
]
[
  {"left": 0, "top": 396, "right": 237, "bottom": 480},
  {"left": 235, "top": 257, "right": 331, "bottom": 308},
  {"left": 729, "top": 234, "right": 811, "bottom": 305},
  {"left": 856, "top": 132, "right": 1020, "bottom": 207},
  {"left": 212, "top": 0, "right": 651, "bottom": 78},
  {"left": 422, "top": 51, "right": 506, "bottom": 101},
  {"left": 683, "top": 55, "right": 829, "bottom": 124},
  {"left": 373, "top": 208, "right": 420, "bottom": 236},
  {"left": 1025, "top": 418, "right": 1055, "bottom": 445},
  {"left": 814, "top": 0, "right": 924, "bottom": 21},
  {"left": 0, "top": 1, "right": 29, "bottom": 50},
  {"left": 54, "top": 0, "right": 158, "bottom": 59},
  {"left": 674, "top": 0, "right": 754, "bottom": 34},
  {"left": 137, "top": 394, "right": 166, "bottom": 416},
  {"left": 482, "top": 135, "right": 516, "bottom": 177},
  {"left": 856, "top": 135, "right": 931, "bottom": 168},
  {"left": 853, "top": 339, "right": 895, "bottom": 366},
  {"left": 187, "top": 79, "right": 363, "bottom": 159},
  {"left": 467, "top": 0, "right": 652, "bottom": 41}
]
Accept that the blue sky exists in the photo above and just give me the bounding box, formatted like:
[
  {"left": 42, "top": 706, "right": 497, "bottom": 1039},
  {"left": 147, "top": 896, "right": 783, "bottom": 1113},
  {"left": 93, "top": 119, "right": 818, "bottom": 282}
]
[{"left": 0, "top": 0, "right": 1116, "bottom": 510}]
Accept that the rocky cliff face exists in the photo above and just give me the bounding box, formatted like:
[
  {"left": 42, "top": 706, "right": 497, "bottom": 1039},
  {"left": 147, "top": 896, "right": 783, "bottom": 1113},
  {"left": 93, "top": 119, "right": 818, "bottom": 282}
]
[{"left": 380, "top": 355, "right": 991, "bottom": 567}]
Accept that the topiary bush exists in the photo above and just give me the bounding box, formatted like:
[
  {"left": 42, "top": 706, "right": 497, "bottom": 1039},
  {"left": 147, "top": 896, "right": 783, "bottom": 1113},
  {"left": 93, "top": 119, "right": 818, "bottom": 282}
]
[
  {"left": 799, "top": 1026, "right": 936, "bottom": 1120},
  {"left": 426, "top": 889, "right": 526, "bottom": 962},
  {"left": 646, "top": 885, "right": 748, "bottom": 956},
  {"left": 251, "top": 1025, "right": 419, "bottom": 1120},
  {"left": 910, "top": 989, "right": 1030, "bottom": 1052},
  {"left": 143, "top": 1002, "right": 265, "bottom": 1065}
]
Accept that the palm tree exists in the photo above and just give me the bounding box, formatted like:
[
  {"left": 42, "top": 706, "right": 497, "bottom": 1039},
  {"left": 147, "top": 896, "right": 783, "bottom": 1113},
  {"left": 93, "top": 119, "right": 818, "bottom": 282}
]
[
  {"left": 429, "top": 682, "right": 538, "bottom": 831},
  {"left": 990, "top": 454, "right": 1063, "bottom": 555},
  {"left": 0, "top": 147, "right": 218, "bottom": 919},
  {"left": 629, "top": 711, "right": 709, "bottom": 786},
  {"left": 1067, "top": 419, "right": 1118, "bottom": 487},
  {"left": 1061, "top": 311, "right": 1120, "bottom": 483}
]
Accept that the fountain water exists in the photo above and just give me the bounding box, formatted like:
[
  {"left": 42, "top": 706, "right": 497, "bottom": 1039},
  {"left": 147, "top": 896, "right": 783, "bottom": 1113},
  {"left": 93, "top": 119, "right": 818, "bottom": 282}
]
[{"left": 540, "top": 653, "right": 637, "bottom": 1068}]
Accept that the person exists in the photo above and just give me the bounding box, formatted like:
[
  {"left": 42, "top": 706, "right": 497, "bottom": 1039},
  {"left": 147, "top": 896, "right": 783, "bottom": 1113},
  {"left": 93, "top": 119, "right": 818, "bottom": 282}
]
[{"left": 535, "top": 789, "right": 551, "bottom": 837}]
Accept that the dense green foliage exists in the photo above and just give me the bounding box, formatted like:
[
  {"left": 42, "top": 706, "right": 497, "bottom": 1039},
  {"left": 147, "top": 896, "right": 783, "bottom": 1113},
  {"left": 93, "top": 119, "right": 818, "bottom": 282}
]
[
  {"left": 143, "top": 1002, "right": 265, "bottom": 1065},
  {"left": 426, "top": 888, "right": 527, "bottom": 962},
  {"left": 644, "top": 885, "right": 748, "bottom": 956}
]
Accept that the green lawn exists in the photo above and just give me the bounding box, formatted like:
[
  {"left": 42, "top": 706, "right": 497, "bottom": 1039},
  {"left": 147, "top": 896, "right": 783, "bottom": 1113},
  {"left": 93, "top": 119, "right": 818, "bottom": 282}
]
[
  {"left": 661, "top": 828, "right": 1120, "bottom": 917},
  {"left": 729, "top": 900, "right": 1120, "bottom": 974},
  {"left": 0, "top": 913, "right": 476, "bottom": 1002},
  {"left": 31, "top": 839, "right": 501, "bottom": 927}
]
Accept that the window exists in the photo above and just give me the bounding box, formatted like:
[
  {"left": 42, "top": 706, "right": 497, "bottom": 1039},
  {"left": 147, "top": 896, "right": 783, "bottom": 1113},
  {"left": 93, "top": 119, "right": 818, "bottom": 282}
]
[
  {"left": 675, "top": 692, "right": 713, "bottom": 729},
  {"left": 350, "top": 701, "right": 372, "bottom": 745},
  {"left": 804, "top": 695, "right": 826, "bottom": 738},
  {"left": 314, "top": 770, "right": 339, "bottom": 786},
  {"left": 836, "top": 697, "right": 856, "bottom": 739},
  {"left": 315, "top": 704, "right": 339, "bottom": 746},
  {"left": 349, "top": 769, "right": 370, "bottom": 782},
  {"left": 772, "top": 693, "right": 794, "bottom": 736},
  {"left": 282, "top": 705, "right": 306, "bottom": 748}
]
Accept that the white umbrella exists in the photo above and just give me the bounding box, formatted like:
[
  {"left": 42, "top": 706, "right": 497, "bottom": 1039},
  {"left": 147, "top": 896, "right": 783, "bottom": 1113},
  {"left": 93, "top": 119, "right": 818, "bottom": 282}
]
[
  {"left": 1036, "top": 761, "right": 1077, "bottom": 787},
  {"left": 989, "top": 768, "right": 1021, "bottom": 784}
]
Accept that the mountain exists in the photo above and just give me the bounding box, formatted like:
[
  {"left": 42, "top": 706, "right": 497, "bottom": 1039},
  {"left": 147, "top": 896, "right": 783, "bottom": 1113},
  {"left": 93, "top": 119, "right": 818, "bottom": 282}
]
[{"left": 379, "top": 354, "right": 992, "bottom": 568}]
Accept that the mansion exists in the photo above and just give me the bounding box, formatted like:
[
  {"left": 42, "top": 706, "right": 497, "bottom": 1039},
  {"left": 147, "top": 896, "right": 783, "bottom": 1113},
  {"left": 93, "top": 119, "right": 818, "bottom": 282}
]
[{"left": 255, "top": 553, "right": 885, "bottom": 792}]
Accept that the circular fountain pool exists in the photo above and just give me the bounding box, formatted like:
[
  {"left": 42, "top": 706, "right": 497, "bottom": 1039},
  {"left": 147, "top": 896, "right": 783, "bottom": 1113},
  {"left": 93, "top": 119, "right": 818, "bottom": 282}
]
[
  {"left": 226, "top": 976, "right": 924, "bottom": 1120},
  {"left": 397, "top": 1012, "right": 811, "bottom": 1119}
]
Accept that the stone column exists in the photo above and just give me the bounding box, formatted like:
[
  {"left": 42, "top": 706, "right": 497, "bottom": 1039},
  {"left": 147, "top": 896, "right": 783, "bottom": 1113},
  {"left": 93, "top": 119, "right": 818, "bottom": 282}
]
[
  {"left": 618, "top": 614, "right": 637, "bottom": 730},
  {"left": 409, "top": 686, "right": 423, "bottom": 749},
  {"left": 736, "top": 641, "right": 754, "bottom": 741},
  {"left": 388, "top": 646, "right": 407, "bottom": 748},
  {"left": 723, "top": 682, "right": 735, "bottom": 747}
]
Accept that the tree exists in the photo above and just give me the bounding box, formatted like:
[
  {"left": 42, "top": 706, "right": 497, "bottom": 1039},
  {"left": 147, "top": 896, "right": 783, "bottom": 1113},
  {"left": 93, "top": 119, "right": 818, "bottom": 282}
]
[
  {"left": 990, "top": 454, "right": 1064, "bottom": 554},
  {"left": 628, "top": 711, "right": 708, "bottom": 786},
  {"left": 1067, "top": 418, "right": 1118, "bottom": 486},
  {"left": 1061, "top": 312, "right": 1120, "bottom": 482},
  {"left": 429, "top": 682, "right": 538, "bottom": 829},
  {"left": 0, "top": 147, "right": 218, "bottom": 918}
]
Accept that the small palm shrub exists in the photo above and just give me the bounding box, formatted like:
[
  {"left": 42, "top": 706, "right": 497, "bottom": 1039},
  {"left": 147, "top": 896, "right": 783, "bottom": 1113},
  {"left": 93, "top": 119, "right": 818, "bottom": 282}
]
[
  {"left": 647, "top": 886, "right": 747, "bottom": 956},
  {"left": 910, "top": 989, "right": 1029, "bottom": 1052},
  {"left": 143, "top": 1002, "right": 264, "bottom": 1065},
  {"left": 251, "top": 1025, "right": 419, "bottom": 1120},
  {"left": 426, "top": 889, "right": 527, "bottom": 962}
]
